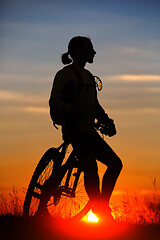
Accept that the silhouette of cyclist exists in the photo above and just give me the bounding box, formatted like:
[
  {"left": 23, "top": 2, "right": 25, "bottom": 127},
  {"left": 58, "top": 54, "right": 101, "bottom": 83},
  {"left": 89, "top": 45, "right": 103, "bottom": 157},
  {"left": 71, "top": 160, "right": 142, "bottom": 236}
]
[{"left": 49, "top": 36, "right": 123, "bottom": 222}]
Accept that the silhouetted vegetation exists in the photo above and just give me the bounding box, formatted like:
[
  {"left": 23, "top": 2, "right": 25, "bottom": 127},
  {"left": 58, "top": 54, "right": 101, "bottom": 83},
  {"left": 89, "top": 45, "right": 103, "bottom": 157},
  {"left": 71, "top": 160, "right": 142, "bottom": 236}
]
[
  {"left": 112, "top": 191, "right": 160, "bottom": 225},
  {"left": 0, "top": 187, "right": 24, "bottom": 216},
  {"left": 0, "top": 187, "right": 160, "bottom": 240},
  {"left": 0, "top": 187, "right": 160, "bottom": 224}
]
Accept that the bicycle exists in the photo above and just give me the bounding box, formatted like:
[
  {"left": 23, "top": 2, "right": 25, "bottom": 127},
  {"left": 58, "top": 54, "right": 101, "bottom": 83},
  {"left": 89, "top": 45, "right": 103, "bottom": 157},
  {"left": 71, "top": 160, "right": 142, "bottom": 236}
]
[
  {"left": 23, "top": 120, "right": 113, "bottom": 221},
  {"left": 22, "top": 140, "right": 94, "bottom": 221}
]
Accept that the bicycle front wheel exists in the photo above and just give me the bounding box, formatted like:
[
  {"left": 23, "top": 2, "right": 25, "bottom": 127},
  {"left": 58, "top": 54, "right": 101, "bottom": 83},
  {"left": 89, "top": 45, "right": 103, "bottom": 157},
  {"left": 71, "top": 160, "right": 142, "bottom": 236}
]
[{"left": 23, "top": 147, "right": 60, "bottom": 217}]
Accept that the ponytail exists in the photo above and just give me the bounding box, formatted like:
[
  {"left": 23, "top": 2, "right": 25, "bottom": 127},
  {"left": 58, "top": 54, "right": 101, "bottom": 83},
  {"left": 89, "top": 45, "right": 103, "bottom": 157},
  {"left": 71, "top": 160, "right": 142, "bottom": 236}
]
[{"left": 61, "top": 52, "right": 72, "bottom": 65}]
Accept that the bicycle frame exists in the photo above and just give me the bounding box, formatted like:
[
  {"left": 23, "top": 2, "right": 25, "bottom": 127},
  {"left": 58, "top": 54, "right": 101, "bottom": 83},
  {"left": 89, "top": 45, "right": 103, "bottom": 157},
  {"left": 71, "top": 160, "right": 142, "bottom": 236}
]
[
  {"left": 60, "top": 152, "right": 82, "bottom": 198},
  {"left": 52, "top": 142, "right": 83, "bottom": 199}
]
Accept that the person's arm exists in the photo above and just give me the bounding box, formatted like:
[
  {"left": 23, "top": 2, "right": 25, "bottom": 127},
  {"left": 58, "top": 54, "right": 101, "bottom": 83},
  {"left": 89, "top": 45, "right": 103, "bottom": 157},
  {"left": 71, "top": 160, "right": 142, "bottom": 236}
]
[
  {"left": 95, "top": 99, "right": 116, "bottom": 137},
  {"left": 95, "top": 99, "right": 111, "bottom": 123}
]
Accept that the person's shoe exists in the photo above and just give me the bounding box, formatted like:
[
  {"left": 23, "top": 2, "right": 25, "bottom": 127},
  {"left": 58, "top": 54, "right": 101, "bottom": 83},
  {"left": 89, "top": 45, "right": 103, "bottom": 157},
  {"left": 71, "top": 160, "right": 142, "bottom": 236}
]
[
  {"left": 92, "top": 202, "right": 115, "bottom": 224},
  {"left": 42, "top": 207, "right": 53, "bottom": 220}
]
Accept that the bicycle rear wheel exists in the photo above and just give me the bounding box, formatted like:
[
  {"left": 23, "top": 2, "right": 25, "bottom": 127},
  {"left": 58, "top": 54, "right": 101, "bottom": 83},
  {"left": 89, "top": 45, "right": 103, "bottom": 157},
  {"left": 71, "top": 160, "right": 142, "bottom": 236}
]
[
  {"left": 23, "top": 148, "right": 90, "bottom": 220},
  {"left": 47, "top": 166, "right": 91, "bottom": 220}
]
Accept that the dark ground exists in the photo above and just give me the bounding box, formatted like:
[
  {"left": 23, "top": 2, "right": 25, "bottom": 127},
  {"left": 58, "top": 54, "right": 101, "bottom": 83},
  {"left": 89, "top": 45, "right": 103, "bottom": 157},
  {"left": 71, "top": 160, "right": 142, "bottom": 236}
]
[{"left": 0, "top": 215, "right": 160, "bottom": 240}]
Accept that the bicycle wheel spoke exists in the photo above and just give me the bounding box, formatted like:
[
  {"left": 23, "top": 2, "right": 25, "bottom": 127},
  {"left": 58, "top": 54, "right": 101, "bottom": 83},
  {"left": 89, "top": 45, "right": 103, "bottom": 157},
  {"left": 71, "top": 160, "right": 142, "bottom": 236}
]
[
  {"left": 35, "top": 183, "right": 43, "bottom": 190},
  {"left": 32, "top": 192, "right": 41, "bottom": 199},
  {"left": 23, "top": 147, "right": 90, "bottom": 220}
]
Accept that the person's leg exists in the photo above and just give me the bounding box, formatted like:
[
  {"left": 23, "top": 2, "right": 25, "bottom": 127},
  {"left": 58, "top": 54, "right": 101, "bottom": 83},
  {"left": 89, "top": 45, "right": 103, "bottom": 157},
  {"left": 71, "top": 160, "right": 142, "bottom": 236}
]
[
  {"left": 101, "top": 157, "right": 122, "bottom": 204},
  {"left": 87, "top": 135, "right": 123, "bottom": 221},
  {"left": 82, "top": 152, "right": 101, "bottom": 201},
  {"left": 95, "top": 135, "right": 123, "bottom": 205},
  {"left": 71, "top": 133, "right": 101, "bottom": 203},
  {"left": 71, "top": 132, "right": 123, "bottom": 221}
]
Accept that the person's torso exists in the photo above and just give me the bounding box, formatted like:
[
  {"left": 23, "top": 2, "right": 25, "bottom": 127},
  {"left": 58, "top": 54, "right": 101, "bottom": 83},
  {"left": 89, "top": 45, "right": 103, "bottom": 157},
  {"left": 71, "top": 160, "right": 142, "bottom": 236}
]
[{"left": 63, "top": 65, "right": 97, "bottom": 134}]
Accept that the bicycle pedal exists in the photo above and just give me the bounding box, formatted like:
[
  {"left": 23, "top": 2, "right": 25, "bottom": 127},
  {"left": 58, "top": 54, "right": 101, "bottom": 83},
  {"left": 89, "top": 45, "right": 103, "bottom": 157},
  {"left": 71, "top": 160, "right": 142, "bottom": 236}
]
[
  {"left": 54, "top": 196, "right": 60, "bottom": 206},
  {"left": 72, "top": 172, "right": 78, "bottom": 176},
  {"left": 54, "top": 189, "right": 62, "bottom": 205}
]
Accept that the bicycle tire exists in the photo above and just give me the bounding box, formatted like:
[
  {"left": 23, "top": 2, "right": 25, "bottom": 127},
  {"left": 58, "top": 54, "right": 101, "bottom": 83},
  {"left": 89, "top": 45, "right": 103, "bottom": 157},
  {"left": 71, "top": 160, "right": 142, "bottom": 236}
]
[{"left": 23, "top": 147, "right": 91, "bottom": 220}]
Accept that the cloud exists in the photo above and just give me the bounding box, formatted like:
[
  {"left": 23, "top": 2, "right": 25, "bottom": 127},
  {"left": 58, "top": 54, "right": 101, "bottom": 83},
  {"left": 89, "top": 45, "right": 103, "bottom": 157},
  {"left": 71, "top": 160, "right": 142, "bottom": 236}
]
[
  {"left": 0, "top": 90, "right": 49, "bottom": 115},
  {"left": 145, "top": 87, "right": 160, "bottom": 93},
  {"left": 24, "top": 106, "right": 48, "bottom": 114},
  {"left": 106, "top": 74, "right": 160, "bottom": 82},
  {"left": 0, "top": 73, "right": 51, "bottom": 83},
  {"left": 0, "top": 90, "right": 25, "bottom": 101},
  {"left": 0, "top": 90, "right": 46, "bottom": 104}
]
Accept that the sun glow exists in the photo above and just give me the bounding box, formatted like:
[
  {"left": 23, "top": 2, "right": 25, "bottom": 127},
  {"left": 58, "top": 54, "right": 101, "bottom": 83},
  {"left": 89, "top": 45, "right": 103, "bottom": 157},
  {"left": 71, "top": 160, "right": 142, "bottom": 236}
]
[
  {"left": 82, "top": 210, "right": 99, "bottom": 223},
  {"left": 87, "top": 211, "right": 99, "bottom": 223}
]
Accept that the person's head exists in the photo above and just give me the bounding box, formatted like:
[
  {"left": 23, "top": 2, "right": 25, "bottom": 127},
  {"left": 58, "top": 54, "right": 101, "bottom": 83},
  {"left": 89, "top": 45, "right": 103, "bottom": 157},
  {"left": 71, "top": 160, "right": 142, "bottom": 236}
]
[{"left": 61, "top": 36, "right": 96, "bottom": 65}]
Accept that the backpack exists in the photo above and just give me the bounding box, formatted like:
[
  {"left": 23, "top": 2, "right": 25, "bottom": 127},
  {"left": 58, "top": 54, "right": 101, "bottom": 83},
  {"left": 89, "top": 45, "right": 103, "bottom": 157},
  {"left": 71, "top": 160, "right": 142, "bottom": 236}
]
[{"left": 49, "top": 65, "right": 96, "bottom": 129}]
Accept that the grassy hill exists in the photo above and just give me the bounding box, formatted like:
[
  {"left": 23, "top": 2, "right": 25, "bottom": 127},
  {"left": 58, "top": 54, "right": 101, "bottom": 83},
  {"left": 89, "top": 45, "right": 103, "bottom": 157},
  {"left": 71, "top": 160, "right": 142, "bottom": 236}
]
[
  {"left": 0, "top": 214, "right": 160, "bottom": 240},
  {"left": 0, "top": 188, "right": 160, "bottom": 240}
]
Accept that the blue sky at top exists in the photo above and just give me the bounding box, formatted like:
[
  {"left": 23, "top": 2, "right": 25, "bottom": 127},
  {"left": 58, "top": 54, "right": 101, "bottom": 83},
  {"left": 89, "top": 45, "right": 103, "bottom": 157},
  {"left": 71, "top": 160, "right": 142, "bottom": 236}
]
[
  {"left": 1, "top": 0, "right": 160, "bottom": 22},
  {"left": 0, "top": 0, "right": 160, "bottom": 98},
  {"left": 1, "top": 0, "right": 160, "bottom": 74}
]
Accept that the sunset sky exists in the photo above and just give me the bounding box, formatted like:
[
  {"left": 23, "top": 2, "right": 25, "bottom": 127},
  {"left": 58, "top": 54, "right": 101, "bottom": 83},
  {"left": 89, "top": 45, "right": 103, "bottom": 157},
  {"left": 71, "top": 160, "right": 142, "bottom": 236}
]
[{"left": 0, "top": 0, "right": 160, "bottom": 196}]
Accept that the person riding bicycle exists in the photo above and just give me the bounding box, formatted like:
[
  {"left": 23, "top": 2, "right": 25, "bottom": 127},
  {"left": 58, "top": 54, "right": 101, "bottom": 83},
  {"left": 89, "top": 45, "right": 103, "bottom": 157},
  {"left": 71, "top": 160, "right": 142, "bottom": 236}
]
[{"left": 49, "top": 36, "right": 123, "bottom": 222}]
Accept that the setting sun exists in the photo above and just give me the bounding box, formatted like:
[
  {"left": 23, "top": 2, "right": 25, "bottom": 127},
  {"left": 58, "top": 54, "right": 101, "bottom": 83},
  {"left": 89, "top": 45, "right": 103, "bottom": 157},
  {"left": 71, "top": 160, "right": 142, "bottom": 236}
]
[{"left": 82, "top": 210, "right": 99, "bottom": 223}]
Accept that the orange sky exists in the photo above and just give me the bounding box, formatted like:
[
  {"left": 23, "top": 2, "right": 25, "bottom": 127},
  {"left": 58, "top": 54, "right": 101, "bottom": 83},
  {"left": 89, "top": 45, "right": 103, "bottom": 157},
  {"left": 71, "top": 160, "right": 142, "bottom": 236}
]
[{"left": 1, "top": 74, "right": 160, "bottom": 194}]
